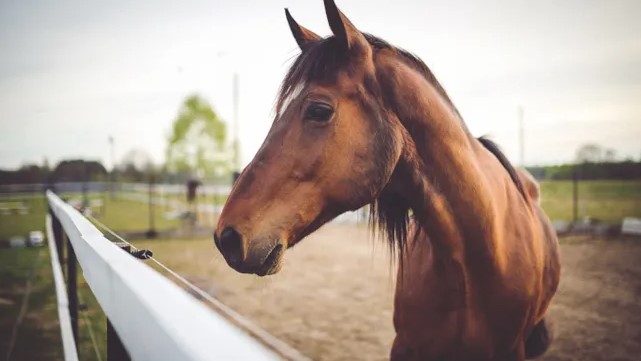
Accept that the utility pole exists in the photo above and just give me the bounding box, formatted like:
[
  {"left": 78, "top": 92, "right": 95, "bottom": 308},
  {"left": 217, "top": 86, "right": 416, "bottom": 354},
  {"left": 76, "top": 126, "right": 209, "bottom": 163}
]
[
  {"left": 109, "top": 136, "right": 115, "bottom": 199},
  {"left": 518, "top": 105, "right": 525, "bottom": 167},
  {"left": 572, "top": 166, "right": 579, "bottom": 224},
  {"left": 232, "top": 72, "right": 241, "bottom": 184}
]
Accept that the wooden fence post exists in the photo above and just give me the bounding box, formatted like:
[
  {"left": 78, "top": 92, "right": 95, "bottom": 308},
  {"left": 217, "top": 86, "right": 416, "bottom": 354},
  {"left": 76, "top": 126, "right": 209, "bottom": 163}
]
[
  {"left": 107, "top": 320, "right": 130, "bottom": 361},
  {"left": 66, "top": 233, "right": 79, "bottom": 344},
  {"left": 50, "top": 207, "right": 64, "bottom": 268}
]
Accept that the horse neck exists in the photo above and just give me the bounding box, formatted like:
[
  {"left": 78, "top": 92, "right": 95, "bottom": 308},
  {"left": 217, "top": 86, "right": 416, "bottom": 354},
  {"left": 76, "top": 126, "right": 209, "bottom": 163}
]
[{"left": 377, "top": 55, "right": 500, "bottom": 260}]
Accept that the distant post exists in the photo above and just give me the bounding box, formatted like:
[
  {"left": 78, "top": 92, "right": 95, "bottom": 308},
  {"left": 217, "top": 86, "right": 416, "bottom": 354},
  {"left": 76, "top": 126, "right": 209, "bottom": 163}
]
[
  {"left": 233, "top": 73, "right": 240, "bottom": 171},
  {"left": 232, "top": 73, "right": 242, "bottom": 187},
  {"left": 66, "top": 233, "right": 79, "bottom": 343},
  {"left": 518, "top": 106, "right": 525, "bottom": 167},
  {"left": 187, "top": 178, "right": 201, "bottom": 226},
  {"left": 572, "top": 166, "right": 579, "bottom": 223},
  {"left": 50, "top": 207, "right": 65, "bottom": 271},
  {"left": 109, "top": 136, "right": 116, "bottom": 199},
  {"left": 146, "top": 172, "right": 157, "bottom": 239}
]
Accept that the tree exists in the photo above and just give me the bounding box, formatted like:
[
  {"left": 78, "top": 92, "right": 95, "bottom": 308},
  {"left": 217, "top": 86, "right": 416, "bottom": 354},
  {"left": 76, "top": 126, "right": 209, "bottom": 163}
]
[
  {"left": 575, "top": 143, "right": 603, "bottom": 163},
  {"left": 51, "top": 160, "right": 107, "bottom": 182},
  {"left": 165, "top": 95, "right": 232, "bottom": 178},
  {"left": 42, "top": 157, "right": 51, "bottom": 172},
  {"left": 0, "top": 164, "right": 50, "bottom": 184},
  {"left": 603, "top": 148, "right": 617, "bottom": 162}
]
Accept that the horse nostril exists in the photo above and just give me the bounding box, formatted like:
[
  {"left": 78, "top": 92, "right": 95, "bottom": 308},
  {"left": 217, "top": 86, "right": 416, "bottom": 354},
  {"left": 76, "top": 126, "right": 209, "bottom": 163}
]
[{"left": 219, "top": 227, "right": 243, "bottom": 265}]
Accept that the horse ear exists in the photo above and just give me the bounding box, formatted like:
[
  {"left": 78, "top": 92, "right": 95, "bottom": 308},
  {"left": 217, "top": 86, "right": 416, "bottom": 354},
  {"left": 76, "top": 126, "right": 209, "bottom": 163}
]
[
  {"left": 285, "top": 9, "right": 321, "bottom": 49},
  {"left": 323, "top": 0, "right": 366, "bottom": 51}
]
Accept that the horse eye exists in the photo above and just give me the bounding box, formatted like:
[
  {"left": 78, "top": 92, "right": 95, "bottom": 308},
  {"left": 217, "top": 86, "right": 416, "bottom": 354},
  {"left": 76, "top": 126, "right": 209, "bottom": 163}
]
[{"left": 304, "top": 103, "right": 334, "bottom": 122}]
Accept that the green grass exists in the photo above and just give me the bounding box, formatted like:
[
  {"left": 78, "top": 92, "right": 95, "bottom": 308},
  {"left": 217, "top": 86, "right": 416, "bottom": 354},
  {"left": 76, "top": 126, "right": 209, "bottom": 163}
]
[
  {"left": 0, "top": 246, "right": 62, "bottom": 361},
  {"left": 0, "top": 245, "right": 110, "bottom": 361},
  {"left": 539, "top": 180, "right": 641, "bottom": 223},
  {"left": 0, "top": 193, "right": 181, "bottom": 242},
  {"left": 76, "top": 273, "right": 107, "bottom": 361},
  {"left": 55, "top": 192, "right": 180, "bottom": 232},
  {"left": 0, "top": 194, "right": 48, "bottom": 241},
  {"left": 96, "top": 197, "right": 180, "bottom": 233}
]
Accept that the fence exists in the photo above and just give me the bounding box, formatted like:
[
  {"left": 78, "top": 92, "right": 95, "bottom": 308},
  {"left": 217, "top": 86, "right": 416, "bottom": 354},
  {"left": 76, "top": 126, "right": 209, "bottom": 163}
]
[
  {"left": 45, "top": 190, "right": 304, "bottom": 360},
  {"left": 0, "top": 182, "right": 110, "bottom": 195},
  {"left": 0, "top": 182, "right": 230, "bottom": 197}
]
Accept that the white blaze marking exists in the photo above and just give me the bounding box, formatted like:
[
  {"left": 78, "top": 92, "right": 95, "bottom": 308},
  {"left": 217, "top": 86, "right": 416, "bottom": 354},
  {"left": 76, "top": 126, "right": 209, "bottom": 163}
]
[{"left": 277, "top": 82, "right": 306, "bottom": 119}]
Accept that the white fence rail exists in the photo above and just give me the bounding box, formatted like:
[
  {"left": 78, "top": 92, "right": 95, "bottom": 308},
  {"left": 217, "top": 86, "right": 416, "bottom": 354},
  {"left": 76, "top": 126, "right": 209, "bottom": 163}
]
[
  {"left": 46, "top": 190, "right": 280, "bottom": 360},
  {"left": 45, "top": 214, "right": 79, "bottom": 361}
]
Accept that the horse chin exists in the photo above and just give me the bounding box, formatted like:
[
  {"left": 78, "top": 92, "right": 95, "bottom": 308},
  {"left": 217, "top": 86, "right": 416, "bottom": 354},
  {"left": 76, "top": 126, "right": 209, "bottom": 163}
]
[
  {"left": 255, "top": 243, "right": 285, "bottom": 277},
  {"left": 256, "top": 260, "right": 283, "bottom": 276}
]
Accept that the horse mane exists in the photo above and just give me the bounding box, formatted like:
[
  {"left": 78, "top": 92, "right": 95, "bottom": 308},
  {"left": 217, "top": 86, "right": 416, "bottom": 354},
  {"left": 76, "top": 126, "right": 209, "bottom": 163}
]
[
  {"left": 278, "top": 33, "right": 527, "bottom": 257},
  {"left": 477, "top": 137, "right": 527, "bottom": 200}
]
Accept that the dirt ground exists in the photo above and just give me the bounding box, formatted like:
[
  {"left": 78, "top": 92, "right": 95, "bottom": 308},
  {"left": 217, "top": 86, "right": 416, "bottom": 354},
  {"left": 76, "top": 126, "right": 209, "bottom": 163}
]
[{"left": 141, "top": 226, "right": 641, "bottom": 361}]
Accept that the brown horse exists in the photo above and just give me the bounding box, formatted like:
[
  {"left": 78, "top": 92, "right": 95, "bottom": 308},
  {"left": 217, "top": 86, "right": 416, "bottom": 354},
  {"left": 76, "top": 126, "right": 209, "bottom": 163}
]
[{"left": 214, "top": 1, "right": 560, "bottom": 360}]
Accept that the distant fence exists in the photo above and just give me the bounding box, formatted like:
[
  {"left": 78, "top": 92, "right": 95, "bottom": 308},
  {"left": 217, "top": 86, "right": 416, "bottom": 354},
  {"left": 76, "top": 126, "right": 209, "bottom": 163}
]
[
  {"left": 0, "top": 182, "right": 109, "bottom": 195},
  {"left": 45, "top": 190, "right": 305, "bottom": 360},
  {"left": 0, "top": 182, "right": 367, "bottom": 226},
  {"left": 0, "top": 182, "right": 231, "bottom": 196}
]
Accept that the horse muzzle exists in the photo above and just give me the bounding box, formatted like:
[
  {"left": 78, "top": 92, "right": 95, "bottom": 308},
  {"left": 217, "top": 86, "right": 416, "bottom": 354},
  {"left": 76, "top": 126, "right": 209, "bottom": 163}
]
[{"left": 214, "top": 227, "right": 285, "bottom": 276}]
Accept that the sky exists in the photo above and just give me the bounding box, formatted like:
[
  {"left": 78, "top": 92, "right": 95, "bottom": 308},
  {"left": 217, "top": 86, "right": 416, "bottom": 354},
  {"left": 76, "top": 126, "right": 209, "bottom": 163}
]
[{"left": 1, "top": 0, "right": 640, "bottom": 170}]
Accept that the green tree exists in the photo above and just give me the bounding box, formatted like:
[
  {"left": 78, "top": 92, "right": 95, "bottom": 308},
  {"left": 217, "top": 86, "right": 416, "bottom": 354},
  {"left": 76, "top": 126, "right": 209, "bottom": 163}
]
[
  {"left": 165, "top": 95, "right": 232, "bottom": 178},
  {"left": 51, "top": 160, "right": 107, "bottom": 182}
]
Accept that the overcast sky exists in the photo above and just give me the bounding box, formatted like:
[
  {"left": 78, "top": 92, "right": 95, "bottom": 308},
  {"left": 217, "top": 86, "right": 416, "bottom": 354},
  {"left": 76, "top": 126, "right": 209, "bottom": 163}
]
[{"left": 1, "top": 0, "right": 640, "bottom": 170}]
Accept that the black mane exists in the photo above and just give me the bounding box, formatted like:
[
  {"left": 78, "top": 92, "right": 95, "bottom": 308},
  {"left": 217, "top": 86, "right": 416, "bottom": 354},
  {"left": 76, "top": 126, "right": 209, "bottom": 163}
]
[{"left": 477, "top": 137, "right": 527, "bottom": 200}]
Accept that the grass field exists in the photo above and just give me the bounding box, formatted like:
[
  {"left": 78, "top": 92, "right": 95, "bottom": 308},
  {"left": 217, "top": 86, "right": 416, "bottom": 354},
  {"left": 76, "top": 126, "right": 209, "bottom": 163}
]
[
  {"left": 96, "top": 197, "right": 180, "bottom": 233},
  {"left": 0, "top": 193, "right": 181, "bottom": 241},
  {"left": 0, "top": 247, "right": 61, "bottom": 360},
  {"left": 0, "top": 246, "right": 108, "bottom": 361},
  {"left": 539, "top": 180, "right": 641, "bottom": 223},
  {"left": 0, "top": 195, "right": 49, "bottom": 242}
]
